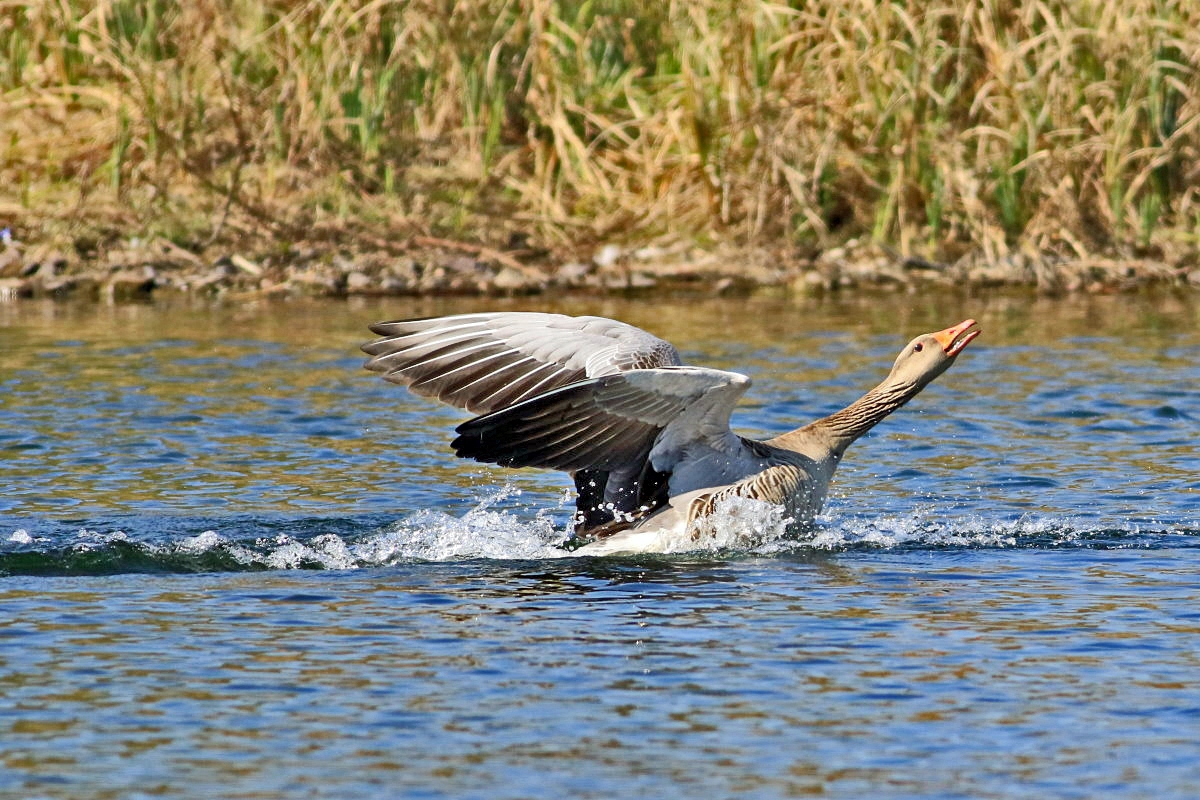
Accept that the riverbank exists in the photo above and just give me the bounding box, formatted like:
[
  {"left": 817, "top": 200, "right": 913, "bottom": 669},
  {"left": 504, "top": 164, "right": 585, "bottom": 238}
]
[
  {"left": 0, "top": 232, "right": 1195, "bottom": 303},
  {"left": 6, "top": 1, "right": 1200, "bottom": 302}
]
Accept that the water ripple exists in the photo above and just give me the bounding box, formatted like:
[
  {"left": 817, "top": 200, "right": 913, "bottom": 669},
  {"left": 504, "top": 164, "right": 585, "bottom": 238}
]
[{"left": 4, "top": 488, "right": 1198, "bottom": 577}]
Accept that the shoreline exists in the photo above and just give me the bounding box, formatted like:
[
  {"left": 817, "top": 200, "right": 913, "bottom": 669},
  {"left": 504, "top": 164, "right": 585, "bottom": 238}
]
[
  {"left": 7, "top": 2, "right": 1200, "bottom": 308},
  {"left": 1, "top": 235, "right": 1197, "bottom": 303}
]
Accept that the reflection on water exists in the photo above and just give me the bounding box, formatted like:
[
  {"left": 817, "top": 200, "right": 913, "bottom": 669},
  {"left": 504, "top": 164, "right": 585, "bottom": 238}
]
[{"left": 2, "top": 291, "right": 1199, "bottom": 798}]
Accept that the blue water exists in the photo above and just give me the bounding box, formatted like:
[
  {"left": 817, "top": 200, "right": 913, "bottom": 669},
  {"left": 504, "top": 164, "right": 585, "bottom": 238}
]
[{"left": 2, "top": 293, "right": 1199, "bottom": 798}]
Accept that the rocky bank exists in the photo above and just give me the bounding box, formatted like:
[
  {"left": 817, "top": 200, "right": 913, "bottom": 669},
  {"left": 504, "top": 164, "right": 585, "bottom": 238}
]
[{"left": 1, "top": 233, "right": 1197, "bottom": 302}]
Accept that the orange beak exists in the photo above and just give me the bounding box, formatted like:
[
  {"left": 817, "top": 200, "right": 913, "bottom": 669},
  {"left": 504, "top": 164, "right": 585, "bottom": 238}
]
[{"left": 932, "top": 319, "right": 980, "bottom": 357}]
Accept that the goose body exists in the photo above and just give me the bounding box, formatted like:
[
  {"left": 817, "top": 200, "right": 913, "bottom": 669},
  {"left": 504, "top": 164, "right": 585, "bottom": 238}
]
[{"left": 362, "top": 312, "right": 979, "bottom": 554}]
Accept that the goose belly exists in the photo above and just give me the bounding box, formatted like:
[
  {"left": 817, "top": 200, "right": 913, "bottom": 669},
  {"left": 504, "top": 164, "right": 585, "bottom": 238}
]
[{"left": 570, "top": 485, "right": 795, "bottom": 556}]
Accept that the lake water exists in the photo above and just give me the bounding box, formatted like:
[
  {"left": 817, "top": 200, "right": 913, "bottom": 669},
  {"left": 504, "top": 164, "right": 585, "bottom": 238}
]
[{"left": 2, "top": 291, "right": 1198, "bottom": 798}]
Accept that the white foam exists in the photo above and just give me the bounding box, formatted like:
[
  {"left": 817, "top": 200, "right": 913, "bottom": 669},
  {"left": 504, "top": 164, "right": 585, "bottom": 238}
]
[
  {"left": 690, "top": 495, "right": 795, "bottom": 551},
  {"left": 71, "top": 528, "right": 129, "bottom": 551},
  {"left": 368, "top": 504, "right": 567, "bottom": 562},
  {"left": 163, "top": 495, "right": 1099, "bottom": 568},
  {"left": 164, "top": 486, "right": 571, "bottom": 568},
  {"left": 177, "top": 530, "right": 224, "bottom": 554},
  {"left": 23, "top": 490, "right": 1174, "bottom": 572},
  {"left": 772, "top": 507, "right": 1098, "bottom": 553},
  {"left": 256, "top": 534, "right": 360, "bottom": 570},
  {"left": 575, "top": 495, "right": 793, "bottom": 556}
]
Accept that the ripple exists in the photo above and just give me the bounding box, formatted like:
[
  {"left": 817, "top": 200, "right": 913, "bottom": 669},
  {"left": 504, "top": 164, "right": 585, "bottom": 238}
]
[
  {"left": 5, "top": 296, "right": 1200, "bottom": 800},
  {"left": 1152, "top": 405, "right": 1193, "bottom": 420},
  {"left": 4, "top": 491, "right": 1198, "bottom": 577}
]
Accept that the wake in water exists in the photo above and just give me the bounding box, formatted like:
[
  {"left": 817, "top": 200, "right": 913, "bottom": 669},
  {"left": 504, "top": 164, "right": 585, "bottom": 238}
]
[{"left": 3, "top": 486, "right": 1198, "bottom": 576}]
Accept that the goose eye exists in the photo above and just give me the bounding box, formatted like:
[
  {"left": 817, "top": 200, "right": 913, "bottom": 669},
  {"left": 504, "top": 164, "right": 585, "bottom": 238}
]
[{"left": 913, "top": 342, "right": 924, "bottom": 352}]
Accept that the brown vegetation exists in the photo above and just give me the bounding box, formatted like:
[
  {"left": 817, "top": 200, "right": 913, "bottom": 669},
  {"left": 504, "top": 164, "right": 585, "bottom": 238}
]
[{"left": 3, "top": 0, "right": 1200, "bottom": 295}]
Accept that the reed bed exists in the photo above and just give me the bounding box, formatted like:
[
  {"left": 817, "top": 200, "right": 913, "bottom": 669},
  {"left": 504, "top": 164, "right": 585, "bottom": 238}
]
[{"left": 3, "top": 0, "right": 1199, "bottom": 268}]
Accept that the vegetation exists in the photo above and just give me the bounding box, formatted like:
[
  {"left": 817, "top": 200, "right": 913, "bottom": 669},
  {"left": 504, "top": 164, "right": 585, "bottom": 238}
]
[{"left": 3, "top": 0, "right": 1200, "bottom": 269}]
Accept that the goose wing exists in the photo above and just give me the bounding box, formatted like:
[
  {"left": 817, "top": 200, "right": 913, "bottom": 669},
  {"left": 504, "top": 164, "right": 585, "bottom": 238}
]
[
  {"left": 452, "top": 366, "right": 753, "bottom": 474},
  {"left": 362, "top": 312, "right": 682, "bottom": 414}
]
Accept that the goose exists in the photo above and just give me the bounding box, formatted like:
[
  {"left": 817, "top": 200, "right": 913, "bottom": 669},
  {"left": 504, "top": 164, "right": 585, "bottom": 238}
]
[{"left": 362, "top": 312, "right": 979, "bottom": 554}]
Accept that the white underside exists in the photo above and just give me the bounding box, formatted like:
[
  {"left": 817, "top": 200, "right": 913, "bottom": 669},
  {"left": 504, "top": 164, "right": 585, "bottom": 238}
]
[{"left": 571, "top": 490, "right": 795, "bottom": 556}]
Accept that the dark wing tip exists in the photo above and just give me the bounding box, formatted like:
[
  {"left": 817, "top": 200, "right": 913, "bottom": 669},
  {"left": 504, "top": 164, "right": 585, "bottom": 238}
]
[{"left": 450, "top": 426, "right": 484, "bottom": 461}]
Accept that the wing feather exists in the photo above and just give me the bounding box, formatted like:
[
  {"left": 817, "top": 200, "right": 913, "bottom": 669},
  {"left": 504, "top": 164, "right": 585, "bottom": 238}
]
[
  {"left": 472, "top": 361, "right": 567, "bottom": 409},
  {"left": 363, "top": 312, "right": 682, "bottom": 414},
  {"left": 452, "top": 366, "right": 752, "bottom": 475},
  {"left": 365, "top": 313, "right": 764, "bottom": 523}
]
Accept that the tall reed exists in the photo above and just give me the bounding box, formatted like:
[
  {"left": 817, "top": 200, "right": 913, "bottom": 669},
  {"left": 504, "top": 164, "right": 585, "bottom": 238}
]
[{"left": 3, "top": 0, "right": 1198, "bottom": 262}]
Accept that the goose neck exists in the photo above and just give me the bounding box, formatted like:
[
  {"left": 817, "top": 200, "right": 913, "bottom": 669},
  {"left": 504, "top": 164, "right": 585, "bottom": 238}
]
[{"left": 815, "top": 380, "right": 920, "bottom": 453}]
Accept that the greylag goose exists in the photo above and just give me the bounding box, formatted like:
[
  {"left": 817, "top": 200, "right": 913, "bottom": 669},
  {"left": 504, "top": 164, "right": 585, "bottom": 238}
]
[{"left": 362, "top": 312, "right": 979, "bottom": 554}]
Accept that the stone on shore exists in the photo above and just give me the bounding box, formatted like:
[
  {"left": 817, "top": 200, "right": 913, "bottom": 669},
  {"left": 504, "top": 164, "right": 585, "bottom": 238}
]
[{"left": 0, "top": 231, "right": 1195, "bottom": 303}]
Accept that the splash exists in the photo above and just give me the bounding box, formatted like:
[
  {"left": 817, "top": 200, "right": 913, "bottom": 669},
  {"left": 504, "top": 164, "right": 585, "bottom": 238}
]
[
  {"left": 0, "top": 487, "right": 571, "bottom": 575},
  {"left": 355, "top": 495, "right": 567, "bottom": 563},
  {"left": 2, "top": 488, "right": 1196, "bottom": 577},
  {"left": 185, "top": 530, "right": 366, "bottom": 571},
  {"left": 687, "top": 495, "right": 796, "bottom": 551},
  {"left": 766, "top": 504, "right": 1191, "bottom": 553},
  {"left": 799, "top": 507, "right": 1025, "bottom": 551},
  {"left": 190, "top": 486, "right": 570, "bottom": 568},
  {"left": 575, "top": 494, "right": 795, "bottom": 556},
  {"left": 8, "top": 529, "right": 34, "bottom": 545}
]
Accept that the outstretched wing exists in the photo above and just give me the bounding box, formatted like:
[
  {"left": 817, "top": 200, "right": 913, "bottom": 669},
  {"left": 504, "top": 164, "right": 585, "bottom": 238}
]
[
  {"left": 452, "top": 366, "right": 753, "bottom": 474},
  {"left": 362, "top": 312, "right": 682, "bottom": 414}
]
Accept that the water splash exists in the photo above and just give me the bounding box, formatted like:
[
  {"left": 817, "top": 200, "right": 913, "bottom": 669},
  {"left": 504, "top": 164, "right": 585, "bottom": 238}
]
[
  {"left": 686, "top": 495, "right": 797, "bottom": 552},
  {"left": 356, "top": 500, "right": 566, "bottom": 563},
  {"left": 184, "top": 530, "right": 367, "bottom": 571},
  {"left": 800, "top": 506, "right": 1026, "bottom": 551},
  {"left": 576, "top": 495, "right": 795, "bottom": 556},
  {"left": 8, "top": 529, "right": 35, "bottom": 545},
  {"left": 167, "top": 486, "right": 571, "bottom": 568},
  {"left": 2, "top": 488, "right": 1197, "bottom": 576},
  {"left": 767, "top": 505, "right": 1195, "bottom": 553},
  {"left": 0, "top": 486, "right": 571, "bottom": 575}
]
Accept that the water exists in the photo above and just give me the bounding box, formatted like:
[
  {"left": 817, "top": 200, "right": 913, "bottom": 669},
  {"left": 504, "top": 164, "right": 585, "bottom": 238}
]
[{"left": 2, "top": 292, "right": 1199, "bottom": 798}]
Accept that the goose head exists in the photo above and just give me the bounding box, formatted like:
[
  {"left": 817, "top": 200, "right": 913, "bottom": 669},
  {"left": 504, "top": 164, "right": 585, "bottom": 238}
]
[{"left": 886, "top": 318, "right": 980, "bottom": 391}]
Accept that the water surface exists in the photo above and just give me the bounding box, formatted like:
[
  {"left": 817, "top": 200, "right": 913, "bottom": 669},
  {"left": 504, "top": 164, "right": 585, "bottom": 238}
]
[{"left": 2, "top": 291, "right": 1198, "bottom": 798}]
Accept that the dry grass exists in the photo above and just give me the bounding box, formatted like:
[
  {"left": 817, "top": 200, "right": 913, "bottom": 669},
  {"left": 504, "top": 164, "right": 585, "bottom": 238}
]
[{"left": 3, "top": 0, "right": 1200, "bottom": 266}]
